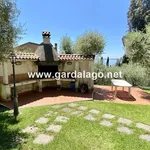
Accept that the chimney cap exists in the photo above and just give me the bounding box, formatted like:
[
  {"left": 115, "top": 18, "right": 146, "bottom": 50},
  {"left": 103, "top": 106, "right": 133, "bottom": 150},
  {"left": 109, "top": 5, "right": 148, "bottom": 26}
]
[{"left": 42, "top": 31, "right": 50, "bottom": 37}]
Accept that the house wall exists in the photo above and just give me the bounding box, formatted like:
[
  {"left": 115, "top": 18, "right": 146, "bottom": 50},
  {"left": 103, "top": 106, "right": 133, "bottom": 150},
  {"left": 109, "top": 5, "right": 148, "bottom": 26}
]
[
  {"left": 0, "top": 60, "right": 38, "bottom": 100},
  {"left": 61, "top": 60, "right": 94, "bottom": 90},
  {"left": 62, "top": 61, "right": 75, "bottom": 72},
  {"left": 7, "top": 61, "right": 38, "bottom": 83}
]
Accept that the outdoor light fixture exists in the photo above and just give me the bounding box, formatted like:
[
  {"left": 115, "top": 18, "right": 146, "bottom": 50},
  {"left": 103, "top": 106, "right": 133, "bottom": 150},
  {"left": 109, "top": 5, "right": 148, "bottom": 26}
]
[{"left": 10, "top": 52, "right": 19, "bottom": 119}]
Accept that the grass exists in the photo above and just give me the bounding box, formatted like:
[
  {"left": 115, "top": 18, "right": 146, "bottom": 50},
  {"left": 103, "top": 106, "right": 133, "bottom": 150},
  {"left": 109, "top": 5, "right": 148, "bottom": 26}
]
[
  {"left": 140, "top": 86, "right": 150, "bottom": 94},
  {"left": 1, "top": 101, "right": 150, "bottom": 150},
  {"left": 144, "top": 90, "right": 150, "bottom": 94}
]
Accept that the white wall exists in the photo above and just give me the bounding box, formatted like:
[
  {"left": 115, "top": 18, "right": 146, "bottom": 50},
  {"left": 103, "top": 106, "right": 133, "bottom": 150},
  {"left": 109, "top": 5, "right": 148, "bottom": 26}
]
[
  {"left": 7, "top": 61, "right": 38, "bottom": 75},
  {"left": 62, "top": 61, "right": 75, "bottom": 72}
]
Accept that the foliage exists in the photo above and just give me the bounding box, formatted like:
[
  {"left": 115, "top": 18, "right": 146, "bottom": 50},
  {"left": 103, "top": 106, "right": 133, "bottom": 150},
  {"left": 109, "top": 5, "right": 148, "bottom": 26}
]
[
  {"left": 124, "top": 25, "right": 150, "bottom": 68},
  {"left": 128, "top": 0, "right": 150, "bottom": 32},
  {"left": 94, "top": 63, "right": 150, "bottom": 86},
  {"left": 115, "top": 59, "right": 121, "bottom": 66},
  {"left": 121, "top": 54, "right": 129, "bottom": 64},
  {"left": 0, "top": 0, "right": 22, "bottom": 62},
  {"left": 60, "top": 35, "right": 74, "bottom": 54},
  {"left": 75, "top": 31, "right": 105, "bottom": 55}
]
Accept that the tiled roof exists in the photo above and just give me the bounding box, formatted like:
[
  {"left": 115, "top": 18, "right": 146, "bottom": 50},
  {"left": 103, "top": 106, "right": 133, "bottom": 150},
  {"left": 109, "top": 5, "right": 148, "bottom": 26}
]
[
  {"left": 13, "top": 53, "right": 94, "bottom": 61},
  {"left": 58, "top": 54, "right": 95, "bottom": 61},
  {"left": 15, "top": 53, "right": 39, "bottom": 60}
]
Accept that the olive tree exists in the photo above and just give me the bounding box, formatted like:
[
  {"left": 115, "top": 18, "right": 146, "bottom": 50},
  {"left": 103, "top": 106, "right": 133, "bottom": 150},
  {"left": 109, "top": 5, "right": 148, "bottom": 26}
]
[
  {"left": 0, "top": 0, "right": 22, "bottom": 61},
  {"left": 75, "top": 31, "right": 105, "bottom": 55},
  {"left": 60, "top": 35, "right": 74, "bottom": 54},
  {"left": 124, "top": 25, "right": 150, "bottom": 67}
]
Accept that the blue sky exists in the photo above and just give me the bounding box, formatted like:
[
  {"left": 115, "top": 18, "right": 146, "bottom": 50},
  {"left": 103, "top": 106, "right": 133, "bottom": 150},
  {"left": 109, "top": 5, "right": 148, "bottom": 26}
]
[{"left": 17, "top": 0, "right": 130, "bottom": 59}]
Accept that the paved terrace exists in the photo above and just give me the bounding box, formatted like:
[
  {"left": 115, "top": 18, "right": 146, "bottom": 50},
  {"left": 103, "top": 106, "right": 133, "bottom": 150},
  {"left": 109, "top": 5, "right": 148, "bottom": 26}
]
[{"left": 0, "top": 86, "right": 150, "bottom": 109}]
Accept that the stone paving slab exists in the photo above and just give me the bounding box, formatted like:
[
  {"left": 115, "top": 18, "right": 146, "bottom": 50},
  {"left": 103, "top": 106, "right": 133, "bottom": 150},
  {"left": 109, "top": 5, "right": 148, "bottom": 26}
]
[
  {"left": 100, "top": 120, "right": 113, "bottom": 127},
  {"left": 68, "top": 103, "right": 78, "bottom": 107},
  {"left": 44, "top": 113, "right": 51, "bottom": 117},
  {"left": 117, "top": 126, "right": 133, "bottom": 135},
  {"left": 102, "top": 114, "right": 115, "bottom": 119},
  {"left": 35, "top": 117, "right": 49, "bottom": 124},
  {"left": 47, "top": 124, "right": 62, "bottom": 133},
  {"left": 72, "top": 111, "right": 83, "bottom": 116},
  {"left": 53, "top": 112, "right": 58, "bottom": 115},
  {"left": 22, "top": 126, "right": 38, "bottom": 134},
  {"left": 139, "top": 134, "right": 150, "bottom": 142},
  {"left": 48, "top": 110, "right": 54, "bottom": 114},
  {"left": 51, "top": 105, "right": 62, "bottom": 109},
  {"left": 136, "top": 123, "right": 150, "bottom": 132},
  {"left": 61, "top": 107, "right": 72, "bottom": 113},
  {"left": 78, "top": 106, "right": 88, "bottom": 111},
  {"left": 33, "top": 134, "right": 54, "bottom": 145},
  {"left": 89, "top": 109, "right": 100, "bottom": 114},
  {"left": 55, "top": 116, "right": 69, "bottom": 123},
  {"left": 117, "top": 117, "right": 132, "bottom": 125},
  {"left": 84, "top": 114, "right": 96, "bottom": 121}
]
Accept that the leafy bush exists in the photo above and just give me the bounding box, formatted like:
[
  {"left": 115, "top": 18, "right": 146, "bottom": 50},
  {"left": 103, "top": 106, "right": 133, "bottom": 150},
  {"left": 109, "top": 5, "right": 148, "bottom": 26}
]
[
  {"left": 75, "top": 31, "right": 105, "bottom": 55},
  {"left": 94, "top": 63, "right": 150, "bottom": 87}
]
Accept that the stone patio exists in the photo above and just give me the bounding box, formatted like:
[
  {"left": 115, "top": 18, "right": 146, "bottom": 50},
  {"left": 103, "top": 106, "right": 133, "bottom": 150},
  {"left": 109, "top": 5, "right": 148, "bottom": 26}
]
[{"left": 1, "top": 86, "right": 150, "bottom": 109}]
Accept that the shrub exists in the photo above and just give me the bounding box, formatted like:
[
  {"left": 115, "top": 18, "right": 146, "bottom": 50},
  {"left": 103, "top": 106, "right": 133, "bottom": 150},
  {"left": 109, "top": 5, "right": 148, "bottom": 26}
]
[{"left": 94, "top": 63, "right": 150, "bottom": 87}]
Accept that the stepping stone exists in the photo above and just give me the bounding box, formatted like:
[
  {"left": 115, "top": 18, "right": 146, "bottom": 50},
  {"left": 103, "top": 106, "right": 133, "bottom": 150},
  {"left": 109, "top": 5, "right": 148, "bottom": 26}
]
[
  {"left": 102, "top": 114, "right": 115, "bottom": 119},
  {"left": 33, "top": 134, "right": 54, "bottom": 145},
  {"left": 53, "top": 112, "right": 58, "bottom": 115},
  {"left": 55, "top": 116, "right": 69, "bottom": 123},
  {"left": 139, "top": 134, "right": 150, "bottom": 142},
  {"left": 78, "top": 106, "right": 88, "bottom": 111},
  {"left": 84, "top": 114, "right": 96, "bottom": 121},
  {"left": 68, "top": 103, "right": 78, "bottom": 107},
  {"left": 136, "top": 123, "right": 150, "bottom": 132},
  {"left": 48, "top": 110, "right": 53, "bottom": 114},
  {"left": 117, "top": 117, "right": 132, "bottom": 125},
  {"left": 89, "top": 109, "right": 100, "bottom": 114},
  {"left": 44, "top": 113, "right": 51, "bottom": 117},
  {"left": 62, "top": 107, "right": 72, "bottom": 113},
  {"left": 117, "top": 126, "right": 133, "bottom": 135},
  {"left": 52, "top": 105, "right": 61, "bottom": 109},
  {"left": 100, "top": 120, "right": 112, "bottom": 127},
  {"left": 72, "top": 111, "right": 83, "bottom": 116},
  {"left": 35, "top": 117, "right": 49, "bottom": 124},
  {"left": 22, "top": 126, "right": 38, "bottom": 133},
  {"left": 47, "top": 124, "right": 62, "bottom": 133}
]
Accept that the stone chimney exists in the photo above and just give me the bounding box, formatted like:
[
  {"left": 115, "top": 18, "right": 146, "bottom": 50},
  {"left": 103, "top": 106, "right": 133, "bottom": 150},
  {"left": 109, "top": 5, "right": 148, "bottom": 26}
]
[
  {"left": 54, "top": 43, "right": 57, "bottom": 51},
  {"left": 42, "top": 31, "right": 50, "bottom": 44}
]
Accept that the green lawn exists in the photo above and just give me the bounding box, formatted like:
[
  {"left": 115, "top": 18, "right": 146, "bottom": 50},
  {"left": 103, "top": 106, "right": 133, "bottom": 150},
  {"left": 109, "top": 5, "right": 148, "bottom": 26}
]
[
  {"left": 144, "top": 90, "right": 150, "bottom": 94},
  {"left": 140, "top": 86, "right": 150, "bottom": 94},
  {"left": 1, "top": 101, "right": 150, "bottom": 150}
]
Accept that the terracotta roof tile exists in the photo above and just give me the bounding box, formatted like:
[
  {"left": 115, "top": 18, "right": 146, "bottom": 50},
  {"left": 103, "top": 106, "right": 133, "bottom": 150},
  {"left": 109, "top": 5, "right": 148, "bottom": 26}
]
[
  {"left": 58, "top": 54, "right": 94, "bottom": 61},
  {"left": 15, "top": 53, "right": 39, "bottom": 60},
  {"left": 13, "top": 53, "right": 94, "bottom": 61}
]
